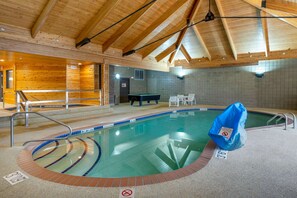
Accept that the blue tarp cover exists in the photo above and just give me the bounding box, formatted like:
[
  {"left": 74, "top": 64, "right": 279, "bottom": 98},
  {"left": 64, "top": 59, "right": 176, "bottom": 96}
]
[{"left": 208, "top": 102, "right": 247, "bottom": 151}]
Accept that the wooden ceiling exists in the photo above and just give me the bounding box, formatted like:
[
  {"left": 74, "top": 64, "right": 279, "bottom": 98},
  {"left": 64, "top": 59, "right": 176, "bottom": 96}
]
[{"left": 0, "top": 0, "right": 297, "bottom": 71}]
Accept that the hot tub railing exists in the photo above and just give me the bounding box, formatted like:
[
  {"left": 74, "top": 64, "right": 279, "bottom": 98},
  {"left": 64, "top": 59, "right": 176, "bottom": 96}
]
[
  {"left": 267, "top": 113, "right": 296, "bottom": 130},
  {"left": 10, "top": 112, "right": 72, "bottom": 147}
]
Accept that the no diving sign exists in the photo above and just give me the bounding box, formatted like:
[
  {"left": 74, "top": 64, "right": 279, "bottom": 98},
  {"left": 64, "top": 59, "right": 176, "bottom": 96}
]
[{"left": 119, "top": 188, "right": 135, "bottom": 198}]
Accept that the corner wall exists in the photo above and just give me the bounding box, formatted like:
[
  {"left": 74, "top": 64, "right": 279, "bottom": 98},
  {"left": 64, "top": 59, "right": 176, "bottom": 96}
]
[{"left": 147, "top": 59, "right": 297, "bottom": 110}]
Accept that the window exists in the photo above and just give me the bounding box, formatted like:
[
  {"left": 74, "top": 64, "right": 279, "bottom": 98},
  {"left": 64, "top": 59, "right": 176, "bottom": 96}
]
[
  {"left": 6, "top": 70, "right": 13, "bottom": 89},
  {"left": 134, "top": 69, "right": 144, "bottom": 80}
]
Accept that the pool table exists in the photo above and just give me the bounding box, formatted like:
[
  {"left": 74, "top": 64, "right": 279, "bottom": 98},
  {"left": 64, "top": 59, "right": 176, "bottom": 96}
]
[{"left": 128, "top": 93, "right": 160, "bottom": 106}]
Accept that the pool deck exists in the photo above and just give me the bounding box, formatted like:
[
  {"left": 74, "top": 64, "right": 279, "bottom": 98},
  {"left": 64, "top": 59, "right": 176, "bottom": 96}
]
[{"left": 0, "top": 103, "right": 297, "bottom": 197}]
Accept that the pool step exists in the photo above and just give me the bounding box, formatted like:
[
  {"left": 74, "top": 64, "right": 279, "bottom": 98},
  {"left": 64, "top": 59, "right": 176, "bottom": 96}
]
[
  {"left": 0, "top": 105, "right": 112, "bottom": 128},
  {"left": 33, "top": 137, "right": 100, "bottom": 176}
]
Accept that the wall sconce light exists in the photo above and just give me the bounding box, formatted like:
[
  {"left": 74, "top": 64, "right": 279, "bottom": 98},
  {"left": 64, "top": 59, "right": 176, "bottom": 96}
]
[
  {"left": 115, "top": 73, "right": 121, "bottom": 79},
  {"left": 255, "top": 67, "right": 265, "bottom": 78},
  {"left": 177, "top": 70, "right": 185, "bottom": 80}
]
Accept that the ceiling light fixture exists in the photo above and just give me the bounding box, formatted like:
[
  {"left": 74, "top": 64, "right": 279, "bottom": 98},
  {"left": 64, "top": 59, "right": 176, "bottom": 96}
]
[{"left": 76, "top": 0, "right": 157, "bottom": 48}]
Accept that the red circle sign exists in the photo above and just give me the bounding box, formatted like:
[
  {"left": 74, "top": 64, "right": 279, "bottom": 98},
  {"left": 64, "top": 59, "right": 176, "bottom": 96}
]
[
  {"left": 222, "top": 131, "right": 228, "bottom": 136},
  {"left": 122, "top": 189, "right": 133, "bottom": 197}
]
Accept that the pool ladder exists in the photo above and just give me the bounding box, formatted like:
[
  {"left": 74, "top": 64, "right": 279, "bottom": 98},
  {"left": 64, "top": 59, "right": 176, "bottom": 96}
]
[{"left": 267, "top": 113, "right": 296, "bottom": 130}]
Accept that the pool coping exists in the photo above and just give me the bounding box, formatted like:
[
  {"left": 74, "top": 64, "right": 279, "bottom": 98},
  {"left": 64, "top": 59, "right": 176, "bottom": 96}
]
[{"left": 17, "top": 108, "right": 285, "bottom": 187}]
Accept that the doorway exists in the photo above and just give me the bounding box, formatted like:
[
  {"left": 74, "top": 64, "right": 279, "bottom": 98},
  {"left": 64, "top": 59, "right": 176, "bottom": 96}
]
[
  {"left": 0, "top": 71, "right": 3, "bottom": 102},
  {"left": 119, "top": 78, "right": 130, "bottom": 103}
]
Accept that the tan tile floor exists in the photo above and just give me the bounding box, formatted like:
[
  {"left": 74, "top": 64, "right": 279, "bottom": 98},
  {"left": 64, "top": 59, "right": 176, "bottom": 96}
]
[{"left": 0, "top": 103, "right": 297, "bottom": 197}]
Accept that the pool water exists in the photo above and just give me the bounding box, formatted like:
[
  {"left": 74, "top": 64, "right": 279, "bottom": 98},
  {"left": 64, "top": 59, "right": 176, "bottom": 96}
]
[{"left": 32, "top": 110, "right": 275, "bottom": 178}]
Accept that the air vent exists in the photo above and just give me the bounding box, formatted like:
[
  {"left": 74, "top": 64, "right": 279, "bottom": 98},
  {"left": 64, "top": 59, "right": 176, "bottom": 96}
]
[{"left": 134, "top": 69, "right": 144, "bottom": 80}]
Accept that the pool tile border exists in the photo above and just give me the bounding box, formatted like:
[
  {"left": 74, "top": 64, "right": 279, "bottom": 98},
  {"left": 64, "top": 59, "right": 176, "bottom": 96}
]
[{"left": 17, "top": 108, "right": 283, "bottom": 187}]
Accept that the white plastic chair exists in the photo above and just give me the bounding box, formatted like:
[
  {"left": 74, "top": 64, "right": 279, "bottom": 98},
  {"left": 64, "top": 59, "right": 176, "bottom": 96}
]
[
  {"left": 177, "top": 95, "right": 185, "bottom": 105},
  {"left": 169, "top": 96, "right": 179, "bottom": 107},
  {"left": 183, "top": 94, "right": 196, "bottom": 105}
]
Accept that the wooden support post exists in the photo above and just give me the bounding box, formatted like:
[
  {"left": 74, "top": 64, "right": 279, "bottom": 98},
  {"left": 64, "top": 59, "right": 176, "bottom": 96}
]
[{"left": 101, "top": 64, "right": 109, "bottom": 105}]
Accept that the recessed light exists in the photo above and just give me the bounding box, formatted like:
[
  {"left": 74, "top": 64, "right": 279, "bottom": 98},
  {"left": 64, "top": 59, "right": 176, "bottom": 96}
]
[
  {"left": 0, "top": 59, "right": 4, "bottom": 62},
  {"left": 282, "top": 52, "right": 286, "bottom": 55},
  {"left": 78, "top": 62, "right": 82, "bottom": 65}
]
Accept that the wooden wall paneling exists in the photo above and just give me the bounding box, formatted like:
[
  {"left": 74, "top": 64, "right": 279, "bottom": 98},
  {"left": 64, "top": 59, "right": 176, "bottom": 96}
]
[
  {"left": 2, "top": 64, "right": 15, "bottom": 105},
  {"left": 66, "top": 65, "right": 81, "bottom": 103},
  {"left": 15, "top": 62, "right": 66, "bottom": 104},
  {"left": 80, "top": 64, "right": 100, "bottom": 105},
  {"left": 101, "top": 64, "right": 109, "bottom": 105}
]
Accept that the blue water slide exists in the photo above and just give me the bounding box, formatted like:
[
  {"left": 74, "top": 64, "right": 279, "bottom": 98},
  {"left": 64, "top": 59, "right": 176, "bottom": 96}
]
[{"left": 208, "top": 102, "right": 247, "bottom": 151}]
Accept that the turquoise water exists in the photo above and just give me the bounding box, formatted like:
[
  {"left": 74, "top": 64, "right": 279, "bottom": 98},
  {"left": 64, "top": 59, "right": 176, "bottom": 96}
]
[{"left": 32, "top": 110, "right": 275, "bottom": 178}]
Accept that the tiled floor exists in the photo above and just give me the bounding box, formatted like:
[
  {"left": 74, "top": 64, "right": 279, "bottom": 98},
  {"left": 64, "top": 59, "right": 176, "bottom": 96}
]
[{"left": 0, "top": 103, "right": 297, "bottom": 197}]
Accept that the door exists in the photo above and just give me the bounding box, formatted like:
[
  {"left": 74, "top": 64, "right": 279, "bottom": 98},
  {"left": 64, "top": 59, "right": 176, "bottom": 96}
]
[
  {"left": 0, "top": 71, "right": 3, "bottom": 102},
  {"left": 120, "top": 78, "right": 130, "bottom": 103}
]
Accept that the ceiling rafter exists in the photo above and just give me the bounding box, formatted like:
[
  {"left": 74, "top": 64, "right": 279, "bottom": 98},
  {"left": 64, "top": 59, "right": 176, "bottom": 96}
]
[
  {"left": 102, "top": 0, "right": 155, "bottom": 53},
  {"left": 260, "top": 11, "right": 270, "bottom": 57},
  {"left": 243, "top": 0, "right": 297, "bottom": 29},
  {"left": 266, "top": 0, "right": 297, "bottom": 15},
  {"left": 31, "top": 0, "right": 59, "bottom": 38},
  {"left": 122, "top": 0, "right": 188, "bottom": 54},
  {"left": 168, "top": 0, "right": 202, "bottom": 64},
  {"left": 141, "top": 22, "right": 186, "bottom": 59},
  {"left": 76, "top": 0, "right": 121, "bottom": 44},
  {"left": 180, "top": 44, "right": 192, "bottom": 62},
  {"left": 168, "top": 28, "right": 187, "bottom": 63},
  {"left": 192, "top": 25, "right": 212, "bottom": 60},
  {"left": 215, "top": 0, "right": 238, "bottom": 60},
  {"left": 155, "top": 43, "right": 176, "bottom": 62}
]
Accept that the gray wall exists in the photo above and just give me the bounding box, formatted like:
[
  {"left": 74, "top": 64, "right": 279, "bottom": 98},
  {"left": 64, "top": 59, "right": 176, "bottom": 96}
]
[
  {"left": 110, "top": 59, "right": 297, "bottom": 110},
  {"left": 109, "top": 66, "right": 147, "bottom": 104}
]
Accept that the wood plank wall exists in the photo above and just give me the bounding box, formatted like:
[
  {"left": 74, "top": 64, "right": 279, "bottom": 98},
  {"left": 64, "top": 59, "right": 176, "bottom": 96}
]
[
  {"left": 1, "top": 61, "right": 104, "bottom": 107},
  {"left": 2, "top": 64, "right": 15, "bottom": 105},
  {"left": 80, "top": 64, "right": 101, "bottom": 105},
  {"left": 66, "top": 65, "right": 80, "bottom": 103},
  {"left": 15, "top": 61, "right": 66, "bottom": 102},
  {"left": 101, "top": 64, "right": 109, "bottom": 105}
]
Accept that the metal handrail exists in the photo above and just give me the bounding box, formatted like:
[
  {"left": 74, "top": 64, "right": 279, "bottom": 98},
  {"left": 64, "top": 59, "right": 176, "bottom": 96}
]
[
  {"left": 286, "top": 113, "right": 296, "bottom": 129},
  {"left": 16, "top": 89, "right": 102, "bottom": 111},
  {"left": 10, "top": 112, "right": 73, "bottom": 147},
  {"left": 267, "top": 113, "right": 288, "bottom": 130}
]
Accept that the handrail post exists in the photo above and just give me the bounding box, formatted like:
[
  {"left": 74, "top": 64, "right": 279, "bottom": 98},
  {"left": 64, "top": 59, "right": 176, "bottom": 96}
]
[
  {"left": 25, "top": 101, "right": 29, "bottom": 127},
  {"left": 65, "top": 91, "right": 69, "bottom": 110},
  {"left": 16, "top": 91, "right": 21, "bottom": 112},
  {"left": 284, "top": 114, "right": 288, "bottom": 130},
  {"left": 293, "top": 114, "right": 296, "bottom": 129},
  {"left": 10, "top": 117, "right": 14, "bottom": 147}
]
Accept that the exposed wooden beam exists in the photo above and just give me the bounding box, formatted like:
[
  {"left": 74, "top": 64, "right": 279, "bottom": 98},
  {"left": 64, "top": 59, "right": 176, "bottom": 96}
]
[
  {"left": 155, "top": 43, "right": 176, "bottom": 62},
  {"left": 141, "top": 22, "right": 186, "bottom": 59},
  {"left": 176, "top": 49, "right": 297, "bottom": 68},
  {"left": 192, "top": 25, "right": 212, "bottom": 60},
  {"left": 169, "top": 0, "right": 202, "bottom": 64},
  {"left": 266, "top": 0, "right": 297, "bottom": 15},
  {"left": 76, "top": 0, "right": 121, "bottom": 44},
  {"left": 31, "top": 0, "right": 59, "bottom": 38},
  {"left": 261, "top": 11, "right": 270, "bottom": 57},
  {"left": 180, "top": 44, "right": 192, "bottom": 63},
  {"left": 168, "top": 28, "right": 188, "bottom": 63},
  {"left": 102, "top": 0, "right": 155, "bottom": 53},
  {"left": 123, "top": 0, "right": 188, "bottom": 54},
  {"left": 215, "top": 0, "right": 238, "bottom": 60},
  {"left": 244, "top": 0, "right": 297, "bottom": 29}
]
